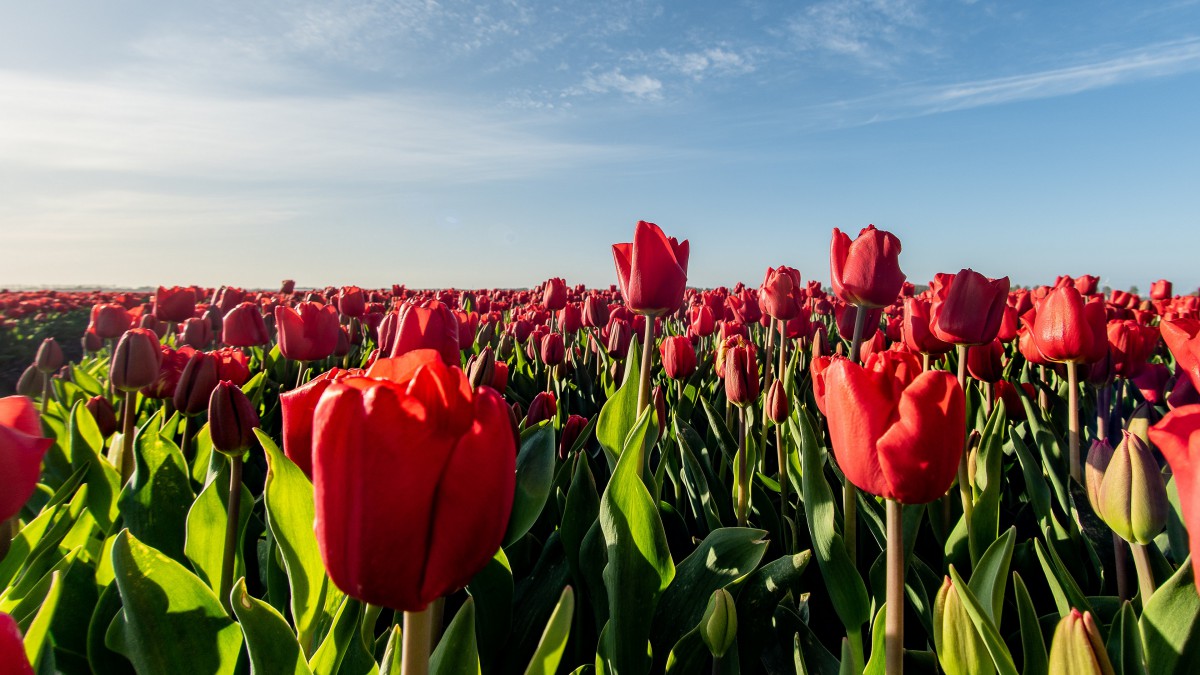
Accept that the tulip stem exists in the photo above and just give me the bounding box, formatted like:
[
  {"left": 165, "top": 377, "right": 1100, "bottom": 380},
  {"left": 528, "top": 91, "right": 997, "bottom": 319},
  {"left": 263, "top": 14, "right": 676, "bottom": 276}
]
[
  {"left": 180, "top": 415, "right": 194, "bottom": 462},
  {"left": 1097, "top": 385, "right": 1111, "bottom": 446},
  {"left": 220, "top": 455, "right": 243, "bottom": 614},
  {"left": 956, "top": 345, "right": 974, "bottom": 525},
  {"left": 1113, "top": 533, "right": 1131, "bottom": 601},
  {"left": 40, "top": 376, "right": 52, "bottom": 415},
  {"left": 886, "top": 499, "right": 905, "bottom": 675},
  {"left": 119, "top": 390, "right": 137, "bottom": 484},
  {"left": 637, "top": 317, "right": 654, "bottom": 416},
  {"left": 759, "top": 320, "right": 776, "bottom": 479},
  {"left": 922, "top": 353, "right": 930, "bottom": 372},
  {"left": 1131, "top": 543, "right": 1157, "bottom": 605},
  {"left": 1067, "top": 363, "right": 1081, "bottom": 483},
  {"left": 402, "top": 607, "right": 434, "bottom": 675},
  {"left": 737, "top": 406, "right": 749, "bottom": 527},
  {"left": 295, "top": 363, "right": 308, "bottom": 391}
]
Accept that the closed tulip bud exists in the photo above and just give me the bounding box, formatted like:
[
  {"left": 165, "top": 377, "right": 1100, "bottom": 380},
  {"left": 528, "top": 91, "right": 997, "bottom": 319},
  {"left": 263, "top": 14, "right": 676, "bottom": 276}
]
[
  {"left": 332, "top": 326, "right": 351, "bottom": 357},
  {"left": 491, "top": 360, "right": 509, "bottom": 393},
  {"left": 89, "top": 303, "right": 133, "bottom": 339},
  {"left": 82, "top": 330, "right": 104, "bottom": 353},
  {"left": 208, "top": 381, "right": 259, "bottom": 456},
  {"left": 660, "top": 335, "right": 697, "bottom": 380},
  {"left": 723, "top": 337, "right": 759, "bottom": 407},
  {"left": 1047, "top": 609, "right": 1115, "bottom": 675},
  {"left": 275, "top": 302, "right": 340, "bottom": 362},
  {"left": 0, "top": 396, "right": 54, "bottom": 523},
  {"left": 338, "top": 286, "right": 366, "bottom": 318},
  {"left": 653, "top": 386, "right": 666, "bottom": 440},
  {"left": 140, "top": 313, "right": 167, "bottom": 339},
  {"left": 154, "top": 285, "right": 197, "bottom": 323},
  {"left": 111, "top": 329, "right": 163, "bottom": 392},
  {"left": 280, "top": 279, "right": 296, "bottom": 295},
  {"left": 173, "top": 351, "right": 220, "bottom": 416},
  {"left": 766, "top": 379, "right": 790, "bottom": 424},
  {"left": 830, "top": 224, "right": 906, "bottom": 308},
  {"left": 525, "top": 391, "right": 557, "bottom": 427},
  {"left": 1, "top": 611, "right": 35, "bottom": 675},
  {"left": 16, "top": 365, "right": 45, "bottom": 398},
  {"left": 177, "top": 316, "right": 212, "bottom": 349},
  {"left": 497, "top": 332, "right": 515, "bottom": 360},
  {"left": 1096, "top": 432, "right": 1167, "bottom": 544},
  {"left": 558, "top": 303, "right": 582, "bottom": 333},
  {"left": 86, "top": 395, "right": 119, "bottom": 438},
  {"left": 1032, "top": 286, "right": 1109, "bottom": 364},
  {"left": 612, "top": 220, "right": 690, "bottom": 316},
  {"left": 930, "top": 269, "right": 1011, "bottom": 346},
  {"left": 222, "top": 302, "right": 270, "bottom": 347},
  {"left": 467, "top": 347, "right": 497, "bottom": 390},
  {"left": 559, "top": 414, "right": 589, "bottom": 459},
  {"left": 583, "top": 294, "right": 609, "bottom": 328},
  {"left": 933, "top": 576, "right": 994, "bottom": 675},
  {"left": 609, "top": 360, "right": 624, "bottom": 383},
  {"left": 606, "top": 318, "right": 632, "bottom": 359},
  {"left": 540, "top": 332, "right": 566, "bottom": 366},
  {"left": 35, "top": 338, "right": 63, "bottom": 374},
  {"left": 997, "top": 305, "right": 1020, "bottom": 343},
  {"left": 1085, "top": 439, "right": 1114, "bottom": 515},
  {"left": 1151, "top": 279, "right": 1173, "bottom": 301},
  {"left": 699, "top": 589, "right": 738, "bottom": 659},
  {"left": 477, "top": 320, "right": 497, "bottom": 348},
  {"left": 967, "top": 339, "right": 1006, "bottom": 383},
  {"left": 542, "top": 277, "right": 568, "bottom": 311}
]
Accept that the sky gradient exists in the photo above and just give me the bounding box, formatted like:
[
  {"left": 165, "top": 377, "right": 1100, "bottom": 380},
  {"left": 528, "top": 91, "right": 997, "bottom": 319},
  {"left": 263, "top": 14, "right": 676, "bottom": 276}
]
[{"left": 2, "top": 1, "right": 1198, "bottom": 293}]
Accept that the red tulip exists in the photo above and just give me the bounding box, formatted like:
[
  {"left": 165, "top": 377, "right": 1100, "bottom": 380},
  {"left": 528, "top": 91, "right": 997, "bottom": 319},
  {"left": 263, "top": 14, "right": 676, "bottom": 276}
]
[
  {"left": 929, "top": 269, "right": 1011, "bottom": 346},
  {"left": 688, "top": 305, "right": 717, "bottom": 338},
  {"left": 312, "top": 350, "right": 515, "bottom": 611},
  {"left": 212, "top": 347, "right": 251, "bottom": 386},
  {"left": 525, "top": 391, "right": 557, "bottom": 427},
  {"left": 1151, "top": 279, "right": 1173, "bottom": 301},
  {"left": 88, "top": 303, "right": 133, "bottom": 339},
  {"left": 830, "top": 224, "right": 906, "bottom": 308},
  {"left": 86, "top": 395, "right": 119, "bottom": 437},
  {"left": 338, "top": 286, "right": 367, "bottom": 319},
  {"left": 491, "top": 361, "right": 509, "bottom": 393},
  {"left": 222, "top": 302, "right": 270, "bottom": 347},
  {"left": 660, "top": 335, "right": 697, "bottom": 380},
  {"left": 765, "top": 379, "right": 790, "bottom": 424},
  {"left": 1162, "top": 318, "right": 1200, "bottom": 389},
  {"left": 822, "top": 351, "right": 963, "bottom": 504},
  {"left": 280, "top": 368, "right": 364, "bottom": 478},
  {"left": 1107, "top": 320, "right": 1159, "bottom": 378},
  {"left": 1148, "top": 404, "right": 1200, "bottom": 590},
  {"left": 901, "top": 297, "right": 952, "bottom": 356},
  {"left": 721, "top": 336, "right": 759, "bottom": 407},
  {"left": 208, "top": 381, "right": 259, "bottom": 455},
  {"left": 173, "top": 351, "right": 220, "bottom": 415},
  {"left": 390, "top": 301, "right": 460, "bottom": 366},
  {"left": 612, "top": 220, "right": 690, "bottom": 316},
  {"left": 605, "top": 317, "right": 632, "bottom": 359},
  {"left": 994, "top": 380, "right": 1035, "bottom": 421},
  {"left": 540, "top": 332, "right": 565, "bottom": 366},
  {"left": 559, "top": 303, "right": 582, "bottom": 333},
  {"left": 543, "top": 277, "right": 568, "bottom": 311},
  {"left": 834, "top": 301, "right": 882, "bottom": 342},
  {"left": 582, "top": 294, "right": 609, "bottom": 329},
  {"left": 275, "top": 302, "right": 340, "bottom": 362},
  {"left": 177, "top": 316, "right": 213, "bottom": 349},
  {"left": 111, "top": 328, "right": 164, "bottom": 392},
  {"left": 1030, "top": 286, "right": 1108, "bottom": 364},
  {"left": 1132, "top": 363, "right": 1171, "bottom": 405},
  {"left": 141, "top": 344, "right": 194, "bottom": 399},
  {"left": 1074, "top": 274, "right": 1100, "bottom": 296},
  {"left": 154, "top": 285, "right": 197, "bottom": 323},
  {"left": 967, "top": 339, "right": 1006, "bottom": 383},
  {"left": 758, "top": 266, "right": 803, "bottom": 321},
  {"left": 35, "top": 338, "right": 63, "bottom": 374},
  {"left": 997, "top": 305, "right": 1020, "bottom": 343},
  {"left": 559, "top": 414, "right": 590, "bottom": 459},
  {"left": 0, "top": 612, "right": 33, "bottom": 675},
  {"left": 0, "top": 396, "right": 53, "bottom": 522}
]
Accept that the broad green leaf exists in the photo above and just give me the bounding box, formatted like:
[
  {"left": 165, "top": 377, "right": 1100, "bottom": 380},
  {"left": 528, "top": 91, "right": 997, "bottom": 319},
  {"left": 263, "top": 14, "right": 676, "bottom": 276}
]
[
  {"left": 653, "top": 527, "right": 767, "bottom": 650},
  {"left": 734, "top": 551, "right": 812, "bottom": 664},
  {"left": 969, "top": 401, "right": 1007, "bottom": 564},
  {"left": 21, "top": 570, "right": 62, "bottom": 670},
  {"left": 87, "top": 582, "right": 133, "bottom": 674},
  {"left": 1032, "top": 537, "right": 1091, "bottom": 617},
  {"left": 379, "top": 626, "right": 403, "bottom": 675},
  {"left": 1012, "top": 573, "right": 1047, "bottom": 675},
  {"left": 184, "top": 456, "right": 253, "bottom": 594},
  {"left": 676, "top": 425, "right": 724, "bottom": 533},
  {"left": 259, "top": 429, "right": 339, "bottom": 655},
  {"left": 1106, "top": 601, "right": 1146, "bottom": 675},
  {"left": 596, "top": 337, "right": 641, "bottom": 469},
  {"left": 231, "top": 578, "right": 313, "bottom": 675},
  {"left": 968, "top": 527, "right": 1015, "bottom": 624},
  {"left": 524, "top": 586, "right": 575, "bottom": 675},
  {"left": 431, "top": 597, "right": 482, "bottom": 675},
  {"left": 0, "top": 493, "right": 66, "bottom": 588},
  {"left": 68, "top": 401, "right": 120, "bottom": 532},
  {"left": 505, "top": 423, "right": 557, "bottom": 546},
  {"left": 308, "top": 595, "right": 376, "bottom": 675},
  {"left": 597, "top": 406, "right": 675, "bottom": 675},
  {"left": 467, "top": 549, "right": 513, "bottom": 671},
  {"left": 1140, "top": 556, "right": 1200, "bottom": 674},
  {"left": 947, "top": 566, "right": 1018, "bottom": 675},
  {"left": 560, "top": 453, "right": 600, "bottom": 591},
  {"left": 118, "top": 431, "right": 194, "bottom": 564},
  {"left": 862, "top": 603, "right": 887, "bottom": 675},
  {"left": 106, "top": 529, "right": 243, "bottom": 675}
]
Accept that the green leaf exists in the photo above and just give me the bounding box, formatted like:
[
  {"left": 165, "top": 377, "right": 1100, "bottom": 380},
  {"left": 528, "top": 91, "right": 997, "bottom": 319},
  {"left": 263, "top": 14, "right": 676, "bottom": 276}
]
[
  {"left": 597, "top": 406, "right": 675, "bottom": 675},
  {"left": 1012, "top": 572, "right": 1047, "bottom": 675},
  {"left": 118, "top": 431, "right": 194, "bottom": 564},
  {"left": 1140, "top": 555, "right": 1200, "bottom": 674},
  {"left": 969, "top": 401, "right": 1008, "bottom": 564},
  {"left": 467, "top": 549, "right": 513, "bottom": 671},
  {"left": 676, "top": 424, "right": 724, "bottom": 533},
  {"left": 862, "top": 603, "right": 887, "bottom": 675},
  {"left": 308, "top": 595, "right": 375, "bottom": 675},
  {"left": 946, "top": 566, "right": 1019, "bottom": 675},
  {"left": 231, "top": 577, "right": 313, "bottom": 675},
  {"left": 68, "top": 401, "right": 120, "bottom": 532},
  {"left": 184, "top": 456, "right": 253, "bottom": 595},
  {"left": 1107, "top": 601, "right": 1147, "bottom": 675},
  {"left": 561, "top": 453, "right": 600, "bottom": 591},
  {"left": 87, "top": 582, "right": 134, "bottom": 674},
  {"left": 968, "top": 527, "right": 1015, "bottom": 624},
  {"left": 505, "top": 423, "right": 557, "bottom": 547},
  {"left": 20, "top": 570, "right": 63, "bottom": 670},
  {"left": 0, "top": 493, "right": 65, "bottom": 588},
  {"left": 431, "top": 597, "right": 482, "bottom": 675},
  {"left": 596, "top": 337, "right": 641, "bottom": 469},
  {"left": 1032, "top": 536, "right": 1091, "bottom": 618},
  {"left": 1010, "top": 434, "right": 1054, "bottom": 531},
  {"left": 789, "top": 409, "right": 870, "bottom": 632},
  {"left": 524, "top": 586, "right": 575, "bottom": 675},
  {"left": 259, "top": 429, "right": 339, "bottom": 655},
  {"left": 379, "top": 626, "right": 403, "bottom": 675},
  {"left": 733, "top": 551, "right": 812, "bottom": 664},
  {"left": 106, "top": 529, "right": 243, "bottom": 675},
  {"left": 653, "top": 527, "right": 767, "bottom": 650}
]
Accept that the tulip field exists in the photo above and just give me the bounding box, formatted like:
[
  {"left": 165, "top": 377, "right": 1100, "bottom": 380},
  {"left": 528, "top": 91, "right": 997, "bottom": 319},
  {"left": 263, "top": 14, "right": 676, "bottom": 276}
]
[{"left": 5, "top": 221, "right": 1200, "bottom": 675}]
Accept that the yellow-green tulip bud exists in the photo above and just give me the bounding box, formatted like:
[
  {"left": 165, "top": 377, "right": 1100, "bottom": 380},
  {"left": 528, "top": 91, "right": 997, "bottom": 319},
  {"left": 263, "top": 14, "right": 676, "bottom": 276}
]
[
  {"left": 1047, "top": 609, "right": 1115, "bottom": 675},
  {"left": 933, "top": 576, "right": 994, "bottom": 675},
  {"left": 699, "top": 588, "right": 737, "bottom": 659},
  {"left": 1098, "top": 431, "right": 1167, "bottom": 544}
]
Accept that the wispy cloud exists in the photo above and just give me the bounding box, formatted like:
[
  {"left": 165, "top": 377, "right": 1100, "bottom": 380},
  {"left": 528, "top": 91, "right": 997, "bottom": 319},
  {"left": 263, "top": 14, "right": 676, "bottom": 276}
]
[
  {"left": 786, "top": 0, "right": 928, "bottom": 68},
  {"left": 574, "top": 68, "right": 664, "bottom": 100}
]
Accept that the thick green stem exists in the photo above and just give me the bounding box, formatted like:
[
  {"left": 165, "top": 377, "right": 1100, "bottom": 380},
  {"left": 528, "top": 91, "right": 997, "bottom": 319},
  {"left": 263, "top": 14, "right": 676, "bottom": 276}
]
[
  {"left": 1131, "top": 543, "right": 1157, "bottom": 605},
  {"left": 956, "top": 345, "right": 974, "bottom": 524},
  {"left": 1068, "top": 363, "right": 1081, "bottom": 483},
  {"left": 737, "top": 406, "right": 749, "bottom": 527},
  {"left": 40, "top": 376, "right": 52, "bottom": 416},
  {"left": 402, "top": 606, "right": 433, "bottom": 675},
  {"left": 220, "top": 455, "right": 243, "bottom": 614},
  {"left": 886, "top": 499, "right": 905, "bottom": 675},
  {"left": 637, "top": 317, "right": 654, "bottom": 416}
]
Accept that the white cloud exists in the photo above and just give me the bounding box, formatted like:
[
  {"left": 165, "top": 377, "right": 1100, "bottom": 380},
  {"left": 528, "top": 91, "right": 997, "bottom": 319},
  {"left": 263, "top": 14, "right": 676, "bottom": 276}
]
[
  {"left": 787, "top": 0, "right": 927, "bottom": 67},
  {"left": 578, "top": 68, "right": 664, "bottom": 100}
]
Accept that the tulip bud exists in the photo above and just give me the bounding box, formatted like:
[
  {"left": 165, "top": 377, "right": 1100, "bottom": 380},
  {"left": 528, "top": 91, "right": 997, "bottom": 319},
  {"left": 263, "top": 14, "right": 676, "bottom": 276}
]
[
  {"left": 723, "top": 338, "right": 759, "bottom": 407},
  {"left": 765, "top": 380, "right": 790, "bottom": 424},
  {"left": 559, "top": 414, "right": 589, "bottom": 459},
  {"left": 933, "top": 576, "right": 994, "bottom": 675},
  {"left": 660, "top": 335, "right": 697, "bottom": 381},
  {"left": 35, "top": 338, "right": 64, "bottom": 374},
  {"left": 540, "top": 332, "right": 566, "bottom": 367},
  {"left": 525, "top": 392, "right": 557, "bottom": 427},
  {"left": 173, "top": 352, "right": 220, "bottom": 416},
  {"left": 497, "top": 333, "right": 515, "bottom": 360},
  {"left": 699, "top": 589, "right": 738, "bottom": 659},
  {"left": 82, "top": 330, "right": 104, "bottom": 353},
  {"left": 1085, "top": 439, "right": 1114, "bottom": 516},
  {"left": 208, "top": 381, "right": 259, "bottom": 456},
  {"left": 1126, "top": 403, "right": 1152, "bottom": 446},
  {"left": 111, "top": 329, "right": 164, "bottom": 392},
  {"left": 1097, "top": 431, "right": 1167, "bottom": 544},
  {"left": 1047, "top": 609, "right": 1115, "bottom": 675},
  {"left": 477, "top": 320, "right": 497, "bottom": 348},
  {"left": 86, "top": 395, "right": 119, "bottom": 437},
  {"left": 467, "top": 347, "right": 497, "bottom": 390},
  {"left": 16, "top": 364, "right": 45, "bottom": 398}
]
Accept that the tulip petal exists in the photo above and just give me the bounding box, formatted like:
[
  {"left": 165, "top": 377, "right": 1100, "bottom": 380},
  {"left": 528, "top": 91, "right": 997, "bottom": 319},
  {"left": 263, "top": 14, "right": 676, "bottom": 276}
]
[
  {"left": 824, "top": 359, "right": 895, "bottom": 499},
  {"left": 874, "top": 371, "right": 964, "bottom": 504}
]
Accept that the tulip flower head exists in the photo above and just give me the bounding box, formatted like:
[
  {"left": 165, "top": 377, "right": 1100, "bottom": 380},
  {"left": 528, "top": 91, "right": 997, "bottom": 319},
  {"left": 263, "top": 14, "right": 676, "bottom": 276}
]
[
  {"left": 612, "top": 220, "right": 690, "bottom": 316},
  {"left": 275, "top": 302, "right": 340, "bottom": 362},
  {"left": 0, "top": 396, "right": 54, "bottom": 522},
  {"left": 929, "top": 269, "right": 1011, "bottom": 346},
  {"left": 830, "top": 225, "right": 906, "bottom": 308},
  {"left": 1148, "top": 404, "right": 1200, "bottom": 590}
]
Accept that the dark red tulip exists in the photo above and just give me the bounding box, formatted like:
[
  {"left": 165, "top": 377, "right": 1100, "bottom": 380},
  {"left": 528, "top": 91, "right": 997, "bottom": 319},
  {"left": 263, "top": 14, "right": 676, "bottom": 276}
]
[
  {"left": 1133, "top": 363, "right": 1171, "bottom": 404},
  {"left": 830, "top": 224, "right": 906, "bottom": 308},
  {"left": 1148, "top": 404, "right": 1200, "bottom": 588},
  {"left": 1170, "top": 371, "right": 1200, "bottom": 410},
  {"left": 280, "top": 367, "right": 364, "bottom": 478},
  {"left": 312, "top": 350, "right": 515, "bottom": 611},
  {"left": 173, "top": 351, "right": 220, "bottom": 415},
  {"left": 721, "top": 336, "right": 759, "bottom": 407},
  {"left": 688, "top": 305, "right": 717, "bottom": 338},
  {"left": 141, "top": 345, "right": 193, "bottom": 399},
  {"left": 212, "top": 347, "right": 251, "bottom": 386},
  {"left": 765, "top": 379, "right": 790, "bottom": 424},
  {"left": 525, "top": 391, "right": 557, "bottom": 427},
  {"left": 1031, "top": 286, "right": 1108, "bottom": 364},
  {"left": 85, "top": 395, "right": 119, "bottom": 437},
  {"left": 583, "top": 294, "right": 609, "bottom": 328},
  {"left": 280, "top": 279, "right": 296, "bottom": 294},
  {"left": 34, "top": 337, "right": 63, "bottom": 374},
  {"left": 222, "top": 302, "right": 270, "bottom": 347},
  {"left": 902, "top": 297, "right": 952, "bottom": 356},
  {"left": 82, "top": 329, "right": 104, "bottom": 353},
  {"left": 558, "top": 303, "right": 582, "bottom": 333},
  {"left": 543, "top": 277, "right": 568, "bottom": 311},
  {"left": 338, "top": 286, "right": 367, "bottom": 319},
  {"left": 822, "top": 351, "right": 963, "bottom": 504},
  {"left": 929, "top": 269, "right": 1011, "bottom": 346},
  {"left": 540, "top": 332, "right": 566, "bottom": 367},
  {"left": 90, "top": 303, "right": 133, "bottom": 339},
  {"left": 491, "top": 361, "right": 509, "bottom": 392},
  {"left": 612, "top": 220, "right": 690, "bottom": 316},
  {"left": 997, "top": 305, "right": 1020, "bottom": 343},
  {"left": 111, "top": 328, "right": 164, "bottom": 392},
  {"left": 1162, "top": 319, "right": 1200, "bottom": 389},
  {"left": 605, "top": 317, "right": 632, "bottom": 359},
  {"left": 15, "top": 366, "right": 43, "bottom": 398},
  {"left": 0, "top": 396, "right": 54, "bottom": 522},
  {"left": 559, "top": 414, "right": 589, "bottom": 459},
  {"left": 208, "top": 381, "right": 259, "bottom": 455},
  {"left": 0, "top": 612, "right": 34, "bottom": 675},
  {"left": 967, "top": 339, "right": 1006, "bottom": 383},
  {"left": 834, "top": 301, "right": 881, "bottom": 342},
  {"left": 214, "top": 286, "right": 246, "bottom": 315},
  {"left": 275, "top": 302, "right": 340, "bottom": 362},
  {"left": 140, "top": 313, "right": 167, "bottom": 339},
  {"left": 177, "top": 316, "right": 213, "bottom": 349},
  {"left": 758, "top": 266, "right": 803, "bottom": 321},
  {"left": 994, "top": 380, "right": 1035, "bottom": 421},
  {"left": 154, "top": 285, "right": 197, "bottom": 323},
  {"left": 1150, "top": 279, "right": 1173, "bottom": 301}
]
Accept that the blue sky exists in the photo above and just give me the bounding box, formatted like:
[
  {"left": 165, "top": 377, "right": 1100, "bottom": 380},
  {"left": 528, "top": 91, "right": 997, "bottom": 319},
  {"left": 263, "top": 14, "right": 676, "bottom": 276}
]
[{"left": 1, "top": 1, "right": 1198, "bottom": 293}]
